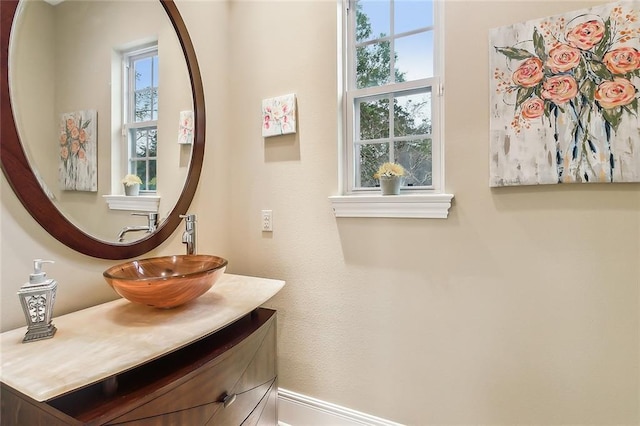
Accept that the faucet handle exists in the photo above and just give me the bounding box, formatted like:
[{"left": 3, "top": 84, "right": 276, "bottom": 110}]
[
  {"left": 179, "top": 214, "right": 196, "bottom": 222},
  {"left": 133, "top": 212, "right": 158, "bottom": 220},
  {"left": 132, "top": 212, "right": 158, "bottom": 230}
]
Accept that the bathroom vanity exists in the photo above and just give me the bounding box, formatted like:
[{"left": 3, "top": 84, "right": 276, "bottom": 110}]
[{"left": 0, "top": 274, "right": 284, "bottom": 425}]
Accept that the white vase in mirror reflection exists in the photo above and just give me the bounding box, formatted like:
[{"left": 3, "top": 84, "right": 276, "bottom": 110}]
[
  {"left": 124, "top": 183, "right": 140, "bottom": 196},
  {"left": 380, "top": 176, "right": 401, "bottom": 195}
]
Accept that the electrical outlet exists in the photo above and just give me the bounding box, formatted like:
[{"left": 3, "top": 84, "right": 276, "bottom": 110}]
[{"left": 261, "top": 210, "right": 273, "bottom": 232}]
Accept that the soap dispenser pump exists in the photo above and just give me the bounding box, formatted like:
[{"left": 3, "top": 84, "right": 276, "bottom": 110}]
[{"left": 18, "top": 259, "right": 57, "bottom": 343}]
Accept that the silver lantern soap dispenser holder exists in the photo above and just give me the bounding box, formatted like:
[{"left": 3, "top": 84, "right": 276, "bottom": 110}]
[{"left": 18, "top": 259, "right": 57, "bottom": 343}]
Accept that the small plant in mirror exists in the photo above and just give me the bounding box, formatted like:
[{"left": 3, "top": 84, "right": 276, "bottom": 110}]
[{"left": 122, "top": 174, "right": 142, "bottom": 186}]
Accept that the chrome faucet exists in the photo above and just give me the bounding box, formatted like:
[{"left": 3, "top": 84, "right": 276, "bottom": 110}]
[
  {"left": 117, "top": 212, "right": 158, "bottom": 242},
  {"left": 180, "top": 214, "right": 196, "bottom": 255}
]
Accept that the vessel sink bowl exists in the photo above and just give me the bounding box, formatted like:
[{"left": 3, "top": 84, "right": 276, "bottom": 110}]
[{"left": 103, "top": 255, "right": 228, "bottom": 308}]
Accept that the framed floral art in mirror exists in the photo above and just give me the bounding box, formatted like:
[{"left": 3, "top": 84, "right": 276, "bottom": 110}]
[
  {"left": 59, "top": 110, "right": 97, "bottom": 192},
  {"left": 490, "top": 1, "right": 640, "bottom": 187}
]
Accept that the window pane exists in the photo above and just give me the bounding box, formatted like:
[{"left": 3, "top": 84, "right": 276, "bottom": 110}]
[
  {"left": 148, "top": 160, "right": 157, "bottom": 190},
  {"left": 356, "top": 42, "right": 392, "bottom": 89},
  {"left": 394, "top": 90, "right": 431, "bottom": 137},
  {"left": 395, "top": 139, "right": 432, "bottom": 186},
  {"left": 358, "top": 142, "right": 389, "bottom": 187},
  {"left": 135, "top": 88, "right": 155, "bottom": 122},
  {"left": 394, "top": 0, "right": 432, "bottom": 34},
  {"left": 152, "top": 56, "right": 159, "bottom": 87},
  {"left": 148, "top": 129, "right": 158, "bottom": 157},
  {"left": 395, "top": 31, "right": 433, "bottom": 81},
  {"left": 134, "top": 57, "right": 153, "bottom": 90},
  {"left": 133, "top": 54, "right": 158, "bottom": 122},
  {"left": 356, "top": 0, "right": 389, "bottom": 43},
  {"left": 133, "top": 129, "right": 148, "bottom": 158},
  {"left": 358, "top": 97, "right": 390, "bottom": 140},
  {"left": 152, "top": 91, "right": 158, "bottom": 120},
  {"left": 131, "top": 160, "right": 145, "bottom": 179},
  {"left": 131, "top": 128, "right": 157, "bottom": 158}
]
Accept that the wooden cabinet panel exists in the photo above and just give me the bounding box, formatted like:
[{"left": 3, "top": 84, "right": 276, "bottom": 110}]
[
  {"left": 1, "top": 309, "right": 278, "bottom": 426},
  {"left": 242, "top": 379, "right": 278, "bottom": 426},
  {"left": 0, "top": 385, "right": 80, "bottom": 426}
]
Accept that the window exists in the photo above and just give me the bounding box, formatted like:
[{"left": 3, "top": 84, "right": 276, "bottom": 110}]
[
  {"left": 124, "top": 46, "right": 158, "bottom": 192},
  {"left": 331, "top": 0, "right": 452, "bottom": 218}
]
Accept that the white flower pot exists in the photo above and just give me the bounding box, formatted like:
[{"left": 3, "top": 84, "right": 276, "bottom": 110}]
[
  {"left": 124, "top": 183, "right": 140, "bottom": 196},
  {"left": 379, "top": 176, "right": 401, "bottom": 195}
]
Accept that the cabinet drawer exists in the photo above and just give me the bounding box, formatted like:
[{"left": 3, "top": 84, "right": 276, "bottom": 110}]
[{"left": 106, "top": 310, "right": 277, "bottom": 424}]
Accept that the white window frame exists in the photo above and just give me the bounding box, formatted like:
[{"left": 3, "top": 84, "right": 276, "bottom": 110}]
[
  {"left": 330, "top": 0, "right": 453, "bottom": 219},
  {"left": 123, "top": 45, "right": 158, "bottom": 194}
]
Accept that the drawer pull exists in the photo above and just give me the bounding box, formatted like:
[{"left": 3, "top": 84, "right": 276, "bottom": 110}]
[{"left": 223, "top": 393, "right": 237, "bottom": 408}]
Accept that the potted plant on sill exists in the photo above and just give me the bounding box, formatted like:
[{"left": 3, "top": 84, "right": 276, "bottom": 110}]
[
  {"left": 374, "top": 162, "right": 405, "bottom": 195},
  {"left": 122, "top": 174, "right": 142, "bottom": 196}
]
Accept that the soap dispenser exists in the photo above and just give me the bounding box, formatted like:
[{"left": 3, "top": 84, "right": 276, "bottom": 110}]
[{"left": 18, "top": 259, "right": 57, "bottom": 343}]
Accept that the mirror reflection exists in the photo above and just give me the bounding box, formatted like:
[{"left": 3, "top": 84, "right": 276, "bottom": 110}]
[{"left": 10, "top": 0, "right": 193, "bottom": 243}]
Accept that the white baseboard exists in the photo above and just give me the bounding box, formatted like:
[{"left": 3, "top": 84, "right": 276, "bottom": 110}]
[{"left": 278, "top": 388, "right": 404, "bottom": 426}]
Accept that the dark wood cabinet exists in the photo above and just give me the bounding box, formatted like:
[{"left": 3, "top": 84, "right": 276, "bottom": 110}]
[{"left": 1, "top": 308, "right": 277, "bottom": 425}]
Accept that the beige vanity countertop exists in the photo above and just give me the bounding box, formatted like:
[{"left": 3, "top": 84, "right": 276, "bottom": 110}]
[{"left": 0, "top": 273, "right": 284, "bottom": 402}]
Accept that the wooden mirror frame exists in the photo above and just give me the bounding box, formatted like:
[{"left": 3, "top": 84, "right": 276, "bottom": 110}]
[{"left": 0, "top": 0, "right": 205, "bottom": 260}]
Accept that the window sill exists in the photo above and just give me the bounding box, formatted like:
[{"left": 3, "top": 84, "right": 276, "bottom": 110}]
[
  {"left": 329, "top": 193, "right": 454, "bottom": 219},
  {"left": 103, "top": 195, "right": 160, "bottom": 212}
]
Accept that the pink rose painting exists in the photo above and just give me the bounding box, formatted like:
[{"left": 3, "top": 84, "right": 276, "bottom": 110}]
[
  {"left": 178, "top": 110, "right": 194, "bottom": 145},
  {"left": 490, "top": 2, "right": 640, "bottom": 186},
  {"left": 58, "top": 110, "right": 97, "bottom": 191},
  {"left": 262, "top": 94, "right": 296, "bottom": 137}
]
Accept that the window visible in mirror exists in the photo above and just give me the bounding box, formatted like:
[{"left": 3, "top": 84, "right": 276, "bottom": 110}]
[{"left": 124, "top": 46, "right": 158, "bottom": 192}]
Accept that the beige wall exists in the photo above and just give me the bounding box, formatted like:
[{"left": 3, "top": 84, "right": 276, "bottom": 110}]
[{"left": 2, "top": 0, "right": 639, "bottom": 424}]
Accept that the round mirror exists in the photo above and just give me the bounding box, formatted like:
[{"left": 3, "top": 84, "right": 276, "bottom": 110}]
[
  {"left": 11, "top": 0, "right": 192, "bottom": 244},
  {"left": 1, "top": 0, "right": 205, "bottom": 260}
]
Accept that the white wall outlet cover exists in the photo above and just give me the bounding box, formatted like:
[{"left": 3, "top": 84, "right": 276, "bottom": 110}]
[{"left": 261, "top": 210, "right": 273, "bottom": 232}]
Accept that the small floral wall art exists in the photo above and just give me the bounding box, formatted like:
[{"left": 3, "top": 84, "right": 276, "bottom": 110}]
[
  {"left": 262, "top": 94, "right": 296, "bottom": 137},
  {"left": 58, "top": 110, "right": 97, "bottom": 192},
  {"left": 490, "top": 2, "right": 640, "bottom": 187},
  {"left": 178, "top": 110, "right": 194, "bottom": 145}
]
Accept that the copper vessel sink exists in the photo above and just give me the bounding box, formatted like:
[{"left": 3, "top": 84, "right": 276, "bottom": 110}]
[{"left": 103, "top": 255, "right": 228, "bottom": 308}]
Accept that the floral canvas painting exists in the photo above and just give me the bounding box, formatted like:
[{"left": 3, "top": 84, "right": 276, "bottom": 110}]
[
  {"left": 490, "top": 2, "right": 640, "bottom": 187},
  {"left": 262, "top": 94, "right": 296, "bottom": 137},
  {"left": 59, "top": 110, "right": 97, "bottom": 191}
]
